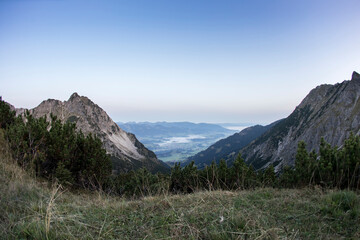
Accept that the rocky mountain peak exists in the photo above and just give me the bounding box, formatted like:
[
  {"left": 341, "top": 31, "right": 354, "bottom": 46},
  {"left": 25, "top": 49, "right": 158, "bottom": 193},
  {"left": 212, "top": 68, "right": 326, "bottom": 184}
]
[
  {"left": 15, "top": 93, "right": 169, "bottom": 173},
  {"left": 69, "top": 92, "right": 81, "bottom": 101},
  {"left": 352, "top": 71, "right": 360, "bottom": 81}
]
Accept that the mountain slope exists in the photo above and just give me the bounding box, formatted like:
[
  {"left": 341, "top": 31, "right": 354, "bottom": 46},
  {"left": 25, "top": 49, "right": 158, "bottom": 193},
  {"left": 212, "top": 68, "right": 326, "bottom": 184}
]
[
  {"left": 241, "top": 71, "right": 360, "bottom": 171},
  {"left": 16, "top": 93, "right": 169, "bottom": 173},
  {"left": 183, "top": 122, "right": 278, "bottom": 168}
]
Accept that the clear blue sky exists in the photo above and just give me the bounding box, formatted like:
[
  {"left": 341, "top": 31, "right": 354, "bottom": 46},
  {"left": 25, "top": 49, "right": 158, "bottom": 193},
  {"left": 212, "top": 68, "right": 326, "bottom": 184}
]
[{"left": 1, "top": 0, "right": 359, "bottom": 124}]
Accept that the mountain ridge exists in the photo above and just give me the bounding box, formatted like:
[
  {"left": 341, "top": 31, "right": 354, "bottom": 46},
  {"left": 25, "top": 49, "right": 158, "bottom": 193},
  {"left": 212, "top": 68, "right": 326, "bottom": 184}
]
[
  {"left": 118, "top": 121, "right": 235, "bottom": 137},
  {"left": 15, "top": 93, "right": 169, "bottom": 173},
  {"left": 240, "top": 71, "right": 360, "bottom": 171},
  {"left": 183, "top": 121, "right": 279, "bottom": 168}
]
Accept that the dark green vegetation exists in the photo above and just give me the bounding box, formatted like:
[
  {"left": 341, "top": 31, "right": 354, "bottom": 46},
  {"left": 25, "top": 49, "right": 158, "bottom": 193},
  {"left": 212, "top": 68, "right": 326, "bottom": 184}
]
[
  {"left": 0, "top": 97, "right": 15, "bottom": 129},
  {"left": 184, "top": 122, "right": 278, "bottom": 169},
  {"left": 289, "top": 136, "right": 360, "bottom": 189},
  {"left": 1, "top": 99, "right": 112, "bottom": 188}
]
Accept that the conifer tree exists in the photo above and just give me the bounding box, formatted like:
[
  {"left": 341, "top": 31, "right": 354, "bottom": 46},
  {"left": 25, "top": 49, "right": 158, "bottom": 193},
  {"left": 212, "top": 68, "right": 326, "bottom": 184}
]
[
  {"left": 295, "top": 141, "right": 310, "bottom": 186},
  {"left": 170, "top": 163, "right": 182, "bottom": 193},
  {"left": 0, "top": 98, "right": 15, "bottom": 129},
  {"left": 230, "top": 153, "right": 248, "bottom": 189},
  {"left": 262, "top": 164, "right": 276, "bottom": 187},
  {"left": 318, "top": 137, "right": 336, "bottom": 187},
  {"left": 279, "top": 164, "right": 295, "bottom": 188},
  {"left": 218, "top": 159, "right": 228, "bottom": 189},
  {"left": 341, "top": 133, "right": 360, "bottom": 188}
]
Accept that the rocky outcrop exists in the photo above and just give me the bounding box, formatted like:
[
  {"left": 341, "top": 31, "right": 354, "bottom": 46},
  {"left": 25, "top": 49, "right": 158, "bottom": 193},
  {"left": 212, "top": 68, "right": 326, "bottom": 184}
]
[
  {"left": 241, "top": 71, "right": 360, "bottom": 171},
  {"left": 16, "top": 93, "right": 169, "bottom": 173}
]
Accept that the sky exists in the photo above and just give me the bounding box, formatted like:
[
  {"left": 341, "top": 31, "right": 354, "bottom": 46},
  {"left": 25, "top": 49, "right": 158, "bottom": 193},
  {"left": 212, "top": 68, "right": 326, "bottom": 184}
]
[{"left": 1, "top": 0, "right": 360, "bottom": 124}]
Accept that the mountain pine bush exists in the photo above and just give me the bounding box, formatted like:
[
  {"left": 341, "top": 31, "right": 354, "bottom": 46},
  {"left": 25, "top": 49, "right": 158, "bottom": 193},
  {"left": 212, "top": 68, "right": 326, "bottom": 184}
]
[{"left": 0, "top": 98, "right": 112, "bottom": 189}]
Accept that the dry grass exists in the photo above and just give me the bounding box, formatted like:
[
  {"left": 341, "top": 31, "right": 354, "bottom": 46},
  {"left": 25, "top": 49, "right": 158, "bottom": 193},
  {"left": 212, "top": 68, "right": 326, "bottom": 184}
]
[{"left": 1, "top": 130, "right": 359, "bottom": 239}]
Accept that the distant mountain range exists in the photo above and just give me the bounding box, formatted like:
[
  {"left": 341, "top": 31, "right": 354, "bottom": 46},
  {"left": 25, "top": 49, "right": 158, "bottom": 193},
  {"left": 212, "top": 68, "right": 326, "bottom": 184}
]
[
  {"left": 118, "top": 122, "right": 235, "bottom": 137},
  {"left": 118, "top": 121, "right": 237, "bottom": 162},
  {"left": 14, "top": 93, "right": 169, "bottom": 173},
  {"left": 184, "top": 71, "right": 360, "bottom": 172}
]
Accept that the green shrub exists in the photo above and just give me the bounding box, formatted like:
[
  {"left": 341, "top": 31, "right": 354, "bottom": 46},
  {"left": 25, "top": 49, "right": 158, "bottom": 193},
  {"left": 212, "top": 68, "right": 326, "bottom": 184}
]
[
  {"left": 55, "top": 162, "right": 74, "bottom": 186},
  {"left": 322, "top": 191, "right": 359, "bottom": 219},
  {"left": 2, "top": 103, "right": 111, "bottom": 190}
]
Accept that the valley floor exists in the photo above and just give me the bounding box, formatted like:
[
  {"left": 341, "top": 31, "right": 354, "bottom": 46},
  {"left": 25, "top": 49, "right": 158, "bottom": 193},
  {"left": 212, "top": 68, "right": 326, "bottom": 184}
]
[{"left": 1, "top": 135, "right": 359, "bottom": 239}]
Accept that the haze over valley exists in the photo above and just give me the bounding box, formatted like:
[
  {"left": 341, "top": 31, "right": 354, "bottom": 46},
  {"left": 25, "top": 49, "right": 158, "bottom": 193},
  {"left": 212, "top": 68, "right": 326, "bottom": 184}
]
[{"left": 118, "top": 121, "right": 243, "bottom": 162}]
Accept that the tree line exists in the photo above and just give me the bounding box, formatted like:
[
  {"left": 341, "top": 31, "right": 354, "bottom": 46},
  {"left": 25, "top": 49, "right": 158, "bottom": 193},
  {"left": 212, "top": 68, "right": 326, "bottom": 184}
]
[
  {"left": 1, "top": 98, "right": 359, "bottom": 198},
  {"left": 105, "top": 134, "right": 360, "bottom": 198},
  {"left": 287, "top": 135, "right": 360, "bottom": 189}
]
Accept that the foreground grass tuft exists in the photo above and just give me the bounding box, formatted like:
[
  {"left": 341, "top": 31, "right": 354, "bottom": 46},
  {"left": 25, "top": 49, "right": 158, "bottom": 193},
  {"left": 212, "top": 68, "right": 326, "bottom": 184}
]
[{"left": 1, "top": 131, "right": 359, "bottom": 239}]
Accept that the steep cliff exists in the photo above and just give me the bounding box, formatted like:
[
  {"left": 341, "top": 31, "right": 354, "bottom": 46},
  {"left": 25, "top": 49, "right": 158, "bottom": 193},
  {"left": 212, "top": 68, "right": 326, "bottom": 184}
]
[{"left": 241, "top": 71, "right": 360, "bottom": 171}]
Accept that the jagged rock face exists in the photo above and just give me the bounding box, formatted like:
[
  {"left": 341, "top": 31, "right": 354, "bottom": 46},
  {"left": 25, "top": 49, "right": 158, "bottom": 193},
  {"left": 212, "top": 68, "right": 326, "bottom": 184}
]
[
  {"left": 16, "top": 93, "right": 169, "bottom": 173},
  {"left": 242, "top": 71, "right": 360, "bottom": 172}
]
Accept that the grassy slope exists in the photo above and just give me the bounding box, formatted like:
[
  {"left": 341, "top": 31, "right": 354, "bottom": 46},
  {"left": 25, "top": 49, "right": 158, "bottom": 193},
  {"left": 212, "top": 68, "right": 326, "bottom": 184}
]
[{"left": 1, "top": 131, "right": 359, "bottom": 239}]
